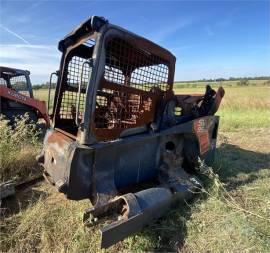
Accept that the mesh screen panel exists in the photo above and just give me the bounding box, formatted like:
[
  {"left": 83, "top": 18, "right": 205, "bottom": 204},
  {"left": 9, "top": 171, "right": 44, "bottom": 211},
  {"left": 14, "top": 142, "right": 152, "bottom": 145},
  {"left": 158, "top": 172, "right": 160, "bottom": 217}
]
[
  {"left": 59, "top": 57, "right": 90, "bottom": 119},
  {"left": 94, "top": 37, "right": 169, "bottom": 132},
  {"left": 104, "top": 38, "right": 169, "bottom": 91},
  {"left": 59, "top": 39, "right": 95, "bottom": 120},
  {"left": 0, "top": 78, "right": 7, "bottom": 86},
  {"left": 94, "top": 89, "right": 152, "bottom": 129},
  {"left": 59, "top": 91, "right": 86, "bottom": 119},
  {"left": 10, "top": 75, "right": 29, "bottom": 96},
  {"left": 66, "top": 56, "right": 92, "bottom": 89},
  {"left": 104, "top": 66, "right": 125, "bottom": 84}
]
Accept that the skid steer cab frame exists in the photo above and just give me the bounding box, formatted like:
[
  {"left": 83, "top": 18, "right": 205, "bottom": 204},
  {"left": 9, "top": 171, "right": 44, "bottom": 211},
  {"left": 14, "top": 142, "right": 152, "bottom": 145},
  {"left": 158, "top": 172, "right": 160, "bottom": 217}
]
[
  {"left": 38, "top": 16, "right": 224, "bottom": 248},
  {"left": 0, "top": 66, "right": 50, "bottom": 125}
]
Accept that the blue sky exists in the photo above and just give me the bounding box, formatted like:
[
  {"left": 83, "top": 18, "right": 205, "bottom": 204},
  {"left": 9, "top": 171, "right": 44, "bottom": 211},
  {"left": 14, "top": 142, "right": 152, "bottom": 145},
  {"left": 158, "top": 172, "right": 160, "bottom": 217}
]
[{"left": 0, "top": 0, "right": 269, "bottom": 84}]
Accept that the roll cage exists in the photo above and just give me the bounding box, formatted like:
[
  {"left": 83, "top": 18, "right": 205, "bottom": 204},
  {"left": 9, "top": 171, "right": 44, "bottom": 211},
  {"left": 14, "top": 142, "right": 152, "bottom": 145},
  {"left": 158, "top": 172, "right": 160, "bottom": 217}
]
[
  {"left": 0, "top": 66, "right": 33, "bottom": 97},
  {"left": 51, "top": 16, "right": 176, "bottom": 144}
]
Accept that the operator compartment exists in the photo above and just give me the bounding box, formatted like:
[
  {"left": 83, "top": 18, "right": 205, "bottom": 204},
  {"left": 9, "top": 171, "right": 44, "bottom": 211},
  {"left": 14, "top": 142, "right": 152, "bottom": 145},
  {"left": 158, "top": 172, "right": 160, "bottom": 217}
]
[
  {"left": 91, "top": 35, "right": 174, "bottom": 141},
  {"left": 53, "top": 19, "right": 175, "bottom": 141}
]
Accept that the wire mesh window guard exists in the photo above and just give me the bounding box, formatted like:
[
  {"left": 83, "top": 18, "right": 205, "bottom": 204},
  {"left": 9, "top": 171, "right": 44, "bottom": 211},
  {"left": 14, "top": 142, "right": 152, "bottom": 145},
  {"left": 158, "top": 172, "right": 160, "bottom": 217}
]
[
  {"left": 94, "top": 90, "right": 152, "bottom": 129},
  {"left": 0, "top": 78, "right": 7, "bottom": 86},
  {"left": 94, "top": 37, "right": 169, "bottom": 131},
  {"left": 59, "top": 39, "right": 95, "bottom": 120},
  {"left": 10, "top": 75, "right": 29, "bottom": 96},
  {"left": 104, "top": 38, "right": 169, "bottom": 91},
  {"left": 130, "top": 65, "right": 169, "bottom": 91},
  {"left": 59, "top": 91, "right": 86, "bottom": 119},
  {"left": 104, "top": 67, "right": 125, "bottom": 85},
  {"left": 66, "top": 56, "right": 92, "bottom": 90}
]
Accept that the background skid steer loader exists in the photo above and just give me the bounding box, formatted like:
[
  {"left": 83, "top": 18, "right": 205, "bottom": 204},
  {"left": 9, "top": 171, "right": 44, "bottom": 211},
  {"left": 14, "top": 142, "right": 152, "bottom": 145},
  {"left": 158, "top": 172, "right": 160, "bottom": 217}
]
[
  {"left": 37, "top": 16, "right": 224, "bottom": 248},
  {"left": 0, "top": 66, "right": 50, "bottom": 125}
]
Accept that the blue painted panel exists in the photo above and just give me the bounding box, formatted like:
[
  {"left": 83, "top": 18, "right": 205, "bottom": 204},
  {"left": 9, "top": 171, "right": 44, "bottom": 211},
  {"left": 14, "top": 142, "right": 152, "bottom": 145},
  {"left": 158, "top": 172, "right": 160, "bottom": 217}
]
[{"left": 114, "top": 138, "right": 160, "bottom": 189}]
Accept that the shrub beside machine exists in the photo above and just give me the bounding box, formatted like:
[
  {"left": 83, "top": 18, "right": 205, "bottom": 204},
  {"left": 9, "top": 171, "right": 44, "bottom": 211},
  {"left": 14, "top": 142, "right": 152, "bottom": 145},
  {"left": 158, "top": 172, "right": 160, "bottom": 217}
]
[{"left": 37, "top": 16, "right": 224, "bottom": 248}]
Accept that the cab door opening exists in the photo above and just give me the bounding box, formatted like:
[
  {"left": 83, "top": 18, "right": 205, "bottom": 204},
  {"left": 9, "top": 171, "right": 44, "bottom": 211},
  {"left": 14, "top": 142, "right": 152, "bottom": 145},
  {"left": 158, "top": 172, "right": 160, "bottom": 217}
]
[{"left": 54, "top": 40, "right": 95, "bottom": 136}]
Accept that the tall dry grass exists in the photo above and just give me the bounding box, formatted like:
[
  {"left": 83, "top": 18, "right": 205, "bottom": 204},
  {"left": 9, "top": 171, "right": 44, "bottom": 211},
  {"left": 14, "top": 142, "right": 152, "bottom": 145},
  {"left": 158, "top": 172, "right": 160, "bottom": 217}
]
[
  {"left": 174, "top": 86, "right": 270, "bottom": 131},
  {"left": 1, "top": 85, "right": 269, "bottom": 252},
  {"left": 0, "top": 114, "right": 42, "bottom": 183}
]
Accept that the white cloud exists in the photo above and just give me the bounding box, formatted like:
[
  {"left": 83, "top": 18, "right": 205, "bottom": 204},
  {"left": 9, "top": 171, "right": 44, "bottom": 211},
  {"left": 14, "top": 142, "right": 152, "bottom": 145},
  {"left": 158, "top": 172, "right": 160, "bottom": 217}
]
[
  {"left": 0, "top": 44, "right": 61, "bottom": 84},
  {"left": 149, "top": 17, "right": 193, "bottom": 43},
  {"left": 26, "top": 0, "right": 44, "bottom": 12}
]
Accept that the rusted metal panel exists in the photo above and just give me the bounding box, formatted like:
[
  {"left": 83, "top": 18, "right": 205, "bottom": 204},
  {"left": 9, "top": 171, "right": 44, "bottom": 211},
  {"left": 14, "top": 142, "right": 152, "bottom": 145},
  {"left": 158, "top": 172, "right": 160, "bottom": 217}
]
[{"left": 194, "top": 118, "right": 211, "bottom": 154}]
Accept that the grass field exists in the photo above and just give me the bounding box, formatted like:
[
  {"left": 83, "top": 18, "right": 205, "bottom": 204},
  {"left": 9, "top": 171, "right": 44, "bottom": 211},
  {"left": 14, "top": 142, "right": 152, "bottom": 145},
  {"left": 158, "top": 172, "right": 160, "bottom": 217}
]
[
  {"left": 1, "top": 81, "right": 270, "bottom": 252},
  {"left": 174, "top": 79, "right": 269, "bottom": 87}
]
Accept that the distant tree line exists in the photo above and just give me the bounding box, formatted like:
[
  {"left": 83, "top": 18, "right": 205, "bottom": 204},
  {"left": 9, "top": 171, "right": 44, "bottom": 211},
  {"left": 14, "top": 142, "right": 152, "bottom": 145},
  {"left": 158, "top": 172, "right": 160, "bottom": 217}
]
[
  {"left": 32, "top": 76, "right": 270, "bottom": 89},
  {"left": 32, "top": 82, "right": 56, "bottom": 90},
  {"left": 175, "top": 76, "right": 270, "bottom": 83}
]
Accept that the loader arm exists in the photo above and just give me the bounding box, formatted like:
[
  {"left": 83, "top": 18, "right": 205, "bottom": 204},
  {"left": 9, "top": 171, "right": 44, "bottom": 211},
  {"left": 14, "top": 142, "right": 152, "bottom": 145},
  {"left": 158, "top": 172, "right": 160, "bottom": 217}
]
[{"left": 0, "top": 85, "right": 50, "bottom": 125}]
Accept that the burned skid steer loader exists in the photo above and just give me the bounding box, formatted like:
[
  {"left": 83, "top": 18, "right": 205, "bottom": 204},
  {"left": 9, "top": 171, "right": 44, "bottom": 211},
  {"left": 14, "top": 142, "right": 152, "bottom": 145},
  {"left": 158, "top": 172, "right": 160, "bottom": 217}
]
[
  {"left": 37, "top": 16, "right": 225, "bottom": 248},
  {"left": 0, "top": 66, "right": 50, "bottom": 125}
]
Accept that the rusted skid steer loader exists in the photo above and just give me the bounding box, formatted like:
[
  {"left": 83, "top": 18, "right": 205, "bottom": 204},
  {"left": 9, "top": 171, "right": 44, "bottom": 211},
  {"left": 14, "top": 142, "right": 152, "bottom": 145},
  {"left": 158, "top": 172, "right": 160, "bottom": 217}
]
[
  {"left": 0, "top": 66, "right": 50, "bottom": 125},
  {"left": 37, "top": 16, "right": 224, "bottom": 248}
]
